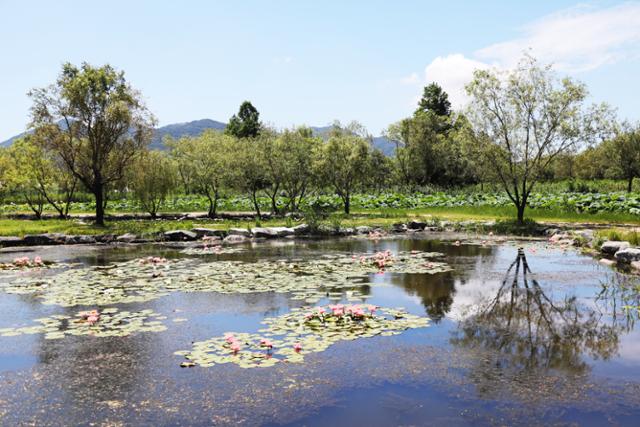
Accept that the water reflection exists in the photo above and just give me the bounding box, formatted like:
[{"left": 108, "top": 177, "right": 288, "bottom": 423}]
[{"left": 451, "top": 248, "right": 628, "bottom": 378}]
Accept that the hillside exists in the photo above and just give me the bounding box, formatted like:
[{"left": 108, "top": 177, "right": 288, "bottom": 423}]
[{"left": 2, "top": 119, "right": 395, "bottom": 155}]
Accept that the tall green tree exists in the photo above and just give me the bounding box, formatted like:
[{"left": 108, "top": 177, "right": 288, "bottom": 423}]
[
  {"left": 130, "top": 151, "right": 177, "bottom": 218},
  {"left": 170, "top": 130, "right": 233, "bottom": 217},
  {"left": 225, "top": 101, "right": 261, "bottom": 138},
  {"left": 29, "top": 62, "right": 155, "bottom": 225},
  {"left": 314, "top": 122, "right": 372, "bottom": 214},
  {"left": 417, "top": 82, "right": 451, "bottom": 116},
  {"left": 7, "top": 136, "right": 78, "bottom": 219},
  {"left": 608, "top": 124, "right": 640, "bottom": 192},
  {"left": 465, "top": 55, "right": 612, "bottom": 223}
]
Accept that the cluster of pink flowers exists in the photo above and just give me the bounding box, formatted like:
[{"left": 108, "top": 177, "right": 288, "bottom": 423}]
[
  {"left": 79, "top": 309, "right": 100, "bottom": 325},
  {"left": 354, "top": 250, "right": 394, "bottom": 272},
  {"left": 305, "top": 304, "right": 378, "bottom": 321},
  {"left": 225, "top": 334, "right": 242, "bottom": 353},
  {"left": 139, "top": 256, "right": 167, "bottom": 265},
  {"left": 9, "top": 256, "right": 43, "bottom": 268}
]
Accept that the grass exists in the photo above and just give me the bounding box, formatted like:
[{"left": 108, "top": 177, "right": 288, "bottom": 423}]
[{"left": 0, "top": 204, "right": 637, "bottom": 238}]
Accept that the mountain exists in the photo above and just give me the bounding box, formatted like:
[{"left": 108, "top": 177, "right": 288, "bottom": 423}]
[
  {"left": 1, "top": 119, "right": 395, "bottom": 155},
  {"left": 150, "top": 119, "right": 226, "bottom": 149}
]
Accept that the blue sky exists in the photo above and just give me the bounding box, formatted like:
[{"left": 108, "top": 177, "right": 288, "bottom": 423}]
[{"left": 1, "top": 0, "right": 639, "bottom": 141}]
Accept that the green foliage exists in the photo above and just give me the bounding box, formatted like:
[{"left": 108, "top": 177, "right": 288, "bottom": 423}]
[
  {"left": 131, "top": 151, "right": 177, "bottom": 218},
  {"left": 224, "top": 101, "right": 261, "bottom": 138},
  {"left": 29, "top": 62, "right": 155, "bottom": 225},
  {"left": 416, "top": 82, "right": 451, "bottom": 116}
]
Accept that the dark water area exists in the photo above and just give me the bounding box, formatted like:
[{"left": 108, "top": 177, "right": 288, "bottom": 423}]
[{"left": 0, "top": 235, "right": 639, "bottom": 426}]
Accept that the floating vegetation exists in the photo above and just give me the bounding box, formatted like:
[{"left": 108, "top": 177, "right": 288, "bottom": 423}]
[
  {"left": 0, "top": 256, "right": 53, "bottom": 270},
  {"left": 179, "top": 246, "right": 245, "bottom": 256},
  {"left": 176, "top": 305, "right": 429, "bottom": 368},
  {"left": 1, "top": 251, "right": 452, "bottom": 307},
  {"left": 0, "top": 308, "right": 167, "bottom": 339}
]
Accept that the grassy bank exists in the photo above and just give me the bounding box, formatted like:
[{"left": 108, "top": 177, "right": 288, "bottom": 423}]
[{"left": 0, "top": 205, "right": 638, "bottom": 238}]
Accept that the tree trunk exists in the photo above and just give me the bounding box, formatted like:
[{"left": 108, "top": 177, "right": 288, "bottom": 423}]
[
  {"left": 343, "top": 196, "right": 350, "bottom": 214},
  {"left": 251, "top": 188, "right": 261, "bottom": 218},
  {"left": 95, "top": 186, "right": 105, "bottom": 226},
  {"left": 628, "top": 176, "right": 634, "bottom": 193},
  {"left": 516, "top": 203, "right": 526, "bottom": 225}
]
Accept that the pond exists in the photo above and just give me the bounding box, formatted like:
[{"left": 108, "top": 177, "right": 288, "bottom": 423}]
[{"left": 0, "top": 234, "right": 639, "bottom": 426}]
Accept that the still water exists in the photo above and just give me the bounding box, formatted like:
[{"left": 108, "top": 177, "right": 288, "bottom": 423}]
[{"left": 0, "top": 235, "right": 638, "bottom": 426}]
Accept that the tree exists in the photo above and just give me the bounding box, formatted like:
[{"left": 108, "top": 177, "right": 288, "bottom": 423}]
[
  {"left": 417, "top": 82, "right": 452, "bottom": 116},
  {"left": 130, "top": 151, "right": 177, "bottom": 218},
  {"left": 225, "top": 101, "right": 261, "bottom": 139},
  {"left": 609, "top": 123, "right": 640, "bottom": 192},
  {"left": 7, "top": 137, "right": 78, "bottom": 219},
  {"left": 270, "top": 127, "right": 320, "bottom": 213},
  {"left": 170, "top": 130, "right": 233, "bottom": 217},
  {"left": 314, "top": 122, "right": 371, "bottom": 214},
  {"left": 29, "top": 62, "right": 155, "bottom": 225},
  {"left": 229, "top": 137, "right": 268, "bottom": 217},
  {"left": 465, "top": 55, "right": 612, "bottom": 224}
]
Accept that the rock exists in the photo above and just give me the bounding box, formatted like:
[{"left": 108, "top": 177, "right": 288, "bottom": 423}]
[
  {"left": 599, "top": 258, "right": 616, "bottom": 266},
  {"left": 631, "top": 261, "right": 640, "bottom": 271},
  {"left": 95, "top": 234, "right": 115, "bottom": 243},
  {"left": 600, "top": 241, "right": 630, "bottom": 255},
  {"left": 270, "top": 227, "right": 295, "bottom": 237},
  {"left": 615, "top": 247, "right": 640, "bottom": 263},
  {"left": 292, "top": 224, "right": 310, "bottom": 235},
  {"left": 164, "top": 230, "right": 197, "bottom": 241},
  {"left": 338, "top": 227, "right": 355, "bottom": 236},
  {"left": 116, "top": 233, "right": 137, "bottom": 243},
  {"left": 407, "top": 220, "right": 427, "bottom": 230},
  {"left": 574, "top": 229, "right": 594, "bottom": 241},
  {"left": 228, "top": 228, "right": 252, "bottom": 237},
  {"left": 391, "top": 223, "right": 407, "bottom": 233},
  {"left": 191, "top": 228, "right": 227, "bottom": 239},
  {"left": 223, "top": 234, "right": 248, "bottom": 244},
  {"left": 355, "top": 226, "right": 372, "bottom": 234},
  {"left": 22, "top": 233, "right": 66, "bottom": 246},
  {"left": 545, "top": 228, "right": 562, "bottom": 237},
  {"left": 0, "top": 236, "right": 24, "bottom": 247},
  {"left": 251, "top": 227, "right": 278, "bottom": 238},
  {"left": 64, "top": 235, "right": 97, "bottom": 245}
]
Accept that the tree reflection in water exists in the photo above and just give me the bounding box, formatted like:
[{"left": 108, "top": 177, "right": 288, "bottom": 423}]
[{"left": 451, "top": 248, "right": 633, "bottom": 381}]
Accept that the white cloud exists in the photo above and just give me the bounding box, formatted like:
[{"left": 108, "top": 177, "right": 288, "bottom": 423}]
[
  {"left": 476, "top": 2, "right": 640, "bottom": 71},
  {"left": 423, "top": 54, "right": 491, "bottom": 108},
  {"left": 405, "top": 2, "right": 640, "bottom": 109}
]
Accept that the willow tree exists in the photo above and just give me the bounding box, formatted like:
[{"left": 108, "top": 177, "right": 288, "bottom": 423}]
[
  {"left": 465, "top": 56, "right": 611, "bottom": 223},
  {"left": 314, "top": 122, "right": 371, "bottom": 214},
  {"left": 29, "top": 63, "right": 155, "bottom": 225}
]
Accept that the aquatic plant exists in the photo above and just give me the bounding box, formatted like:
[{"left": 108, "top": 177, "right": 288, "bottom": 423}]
[{"left": 176, "top": 305, "right": 429, "bottom": 368}]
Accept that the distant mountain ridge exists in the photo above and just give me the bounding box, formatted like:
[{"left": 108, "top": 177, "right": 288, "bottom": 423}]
[{"left": 1, "top": 119, "right": 395, "bottom": 155}]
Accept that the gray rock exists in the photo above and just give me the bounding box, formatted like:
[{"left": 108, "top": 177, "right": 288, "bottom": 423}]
[
  {"left": 338, "top": 227, "right": 355, "bottom": 236},
  {"left": 64, "top": 235, "right": 97, "bottom": 245},
  {"left": 164, "top": 230, "right": 197, "bottom": 241},
  {"left": 228, "top": 228, "right": 252, "bottom": 237},
  {"left": 191, "top": 228, "right": 227, "bottom": 238},
  {"left": 600, "top": 241, "right": 630, "bottom": 255},
  {"left": 391, "top": 223, "right": 407, "bottom": 233},
  {"left": 407, "top": 220, "right": 427, "bottom": 230},
  {"left": 251, "top": 227, "right": 278, "bottom": 238},
  {"left": 293, "top": 224, "right": 310, "bottom": 235},
  {"left": 116, "top": 233, "right": 137, "bottom": 243},
  {"left": 615, "top": 247, "right": 640, "bottom": 263},
  {"left": 574, "top": 229, "right": 594, "bottom": 241},
  {"left": 269, "top": 227, "right": 295, "bottom": 237},
  {"left": 355, "top": 226, "right": 372, "bottom": 234},
  {"left": 22, "top": 233, "right": 66, "bottom": 246},
  {"left": 0, "top": 236, "right": 24, "bottom": 247},
  {"left": 223, "top": 234, "right": 248, "bottom": 244},
  {"left": 631, "top": 261, "right": 640, "bottom": 271}
]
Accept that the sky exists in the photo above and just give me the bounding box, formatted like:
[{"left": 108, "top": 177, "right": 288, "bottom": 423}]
[{"left": 1, "top": 0, "right": 639, "bottom": 141}]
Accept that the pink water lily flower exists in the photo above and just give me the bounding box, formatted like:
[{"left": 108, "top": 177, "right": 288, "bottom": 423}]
[
  {"left": 230, "top": 342, "right": 241, "bottom": 353},
  {"left": 225, "top": 334, "right": 236, "bottom": 343},
  {"left": 87, "top": 315, "right": 99, "bottom": 324},
  {"left": 294, "top": 342, "right": 302, "bottom": 352},
  {"left": 34, "top": 256, "right": 43, "bottom": 265}
]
